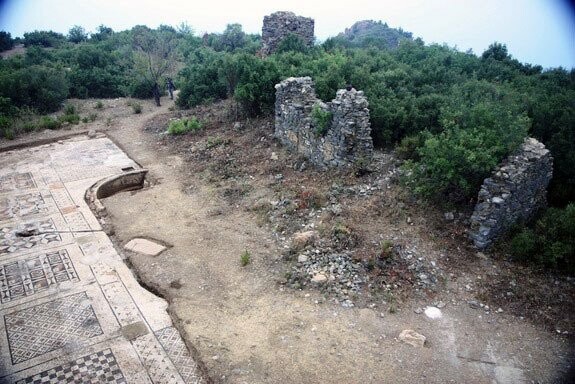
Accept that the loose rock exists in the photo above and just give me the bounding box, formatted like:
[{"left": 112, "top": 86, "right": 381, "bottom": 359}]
[{"left": 399, "top": 329, "right": 426, "bottom": 347}]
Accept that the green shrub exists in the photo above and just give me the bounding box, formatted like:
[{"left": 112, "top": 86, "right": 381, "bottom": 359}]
[
  {"left": 311, "top": 104, "right": 332, "bottom": 137},
  {"left": 64, "top": 104, "right": 76, "bottom": 115},
  {"left": 94, "top": 101, "right": 104, "bottom": 109},
  {"left": 240, "top": 250, "right": 251, "bottom": 266},
  {"left": 131, "top": 102, "right": 142, "bottom": 114},
  {"left": 167, "top": 117, "right": 202, "bottom": 135},
  {"left": 396, "top": 132, "right": 428, "bottom": 160},
  {"left": 0, "top": 65, "right": 69, "bottom": 113},
  {"left": 205, "top": 136, "right": 225, "bottom": 149},
  {"left": 23, "top": 30, "right": 66, "bottom": 47},
  {"left": 0, "top": 115, "right": 14, "bottom": 139},
  {"left": 129, "top": 79, "right": 154, "bottom": 99},
  {"left": 402, "top": 81, "right": 529, "bottom": 203},
  {"left": 2, "top": 127, "right": 15, "bottom": 140},
  {"left": 88, "top": 113, "right": 97, "bottom": 122},
  {"left": 509, "top": 228, "right": 537, "bottom": 259},
  {"left": 0, "top": 31, "right": 13, "bottom": 52},
  {"left": 38, "top": 116, "right": 61, "bottom": 130},
  {"left": 510, "top": 204, "right": 575, "bottom": 273},
  {"left": 58, "top": 113, "right": 80, "bottom": 125}
]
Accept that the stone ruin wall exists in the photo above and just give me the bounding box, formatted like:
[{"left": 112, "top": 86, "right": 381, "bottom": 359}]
[
  {"left": 274, "top": 77, "right": 374, "bottom": 168},
  {"left": 262, "top": 11, "right": 314, "bottom": 55},
  {"left": 470, "top": 138, "right": 553, "bottom": 249}
]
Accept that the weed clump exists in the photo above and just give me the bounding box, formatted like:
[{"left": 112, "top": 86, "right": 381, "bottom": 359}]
[
  {"left": 311, "top": 104, "right": 332, "bottom": 137},
  {"left": 240, "top": 250, "right": 251, "bottom": 266},
  {"left": 167, "top": 117, "right": 202, "bottom": 135}
]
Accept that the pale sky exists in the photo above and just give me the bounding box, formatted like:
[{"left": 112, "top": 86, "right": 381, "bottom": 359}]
[{"left": 0, "top": 0, "right": 573, "bottom": 69}]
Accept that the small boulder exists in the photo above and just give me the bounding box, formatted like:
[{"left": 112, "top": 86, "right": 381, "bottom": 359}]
[
  {"left": 311, "top": 273, "right": 328, "bottom": 284},
  {"left": 399, "top": 329, "right": 426, "bottom": 347},
  {"left": 297, "top": 254, "right": 309, "bottom": 263},
  {"left": 424, "top": 306, "right": 442, "bottom": 319},
  {"left": 291, "top": 230, "right": 318, "bottom": 251}
]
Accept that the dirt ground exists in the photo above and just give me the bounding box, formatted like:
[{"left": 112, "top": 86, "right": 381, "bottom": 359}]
[{"left": 2, "top": 96, "right": 574, "bottom": 384}]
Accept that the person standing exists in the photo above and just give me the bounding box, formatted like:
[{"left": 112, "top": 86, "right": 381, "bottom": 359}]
[{"left": 166, "top": 78, "right": 176, "bottom": 100}]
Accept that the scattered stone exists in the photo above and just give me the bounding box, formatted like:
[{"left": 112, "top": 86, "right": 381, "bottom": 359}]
[
  {"left": 399, "top": 329, "right": 426, "bottom": 348},
  {"left": 291, "top": 230, "right": 318, "bottom": 251},
  {"left": 297, "top": 254, "right": 309, "bottom": 263},
  {"left": 424, "top": 306, "right": 442, "bottom": 319},
  {"left": 311, "top": 273, "right": 328, "bottom": 284},
  {"left": 87, "top": 129, "right": 97, "bottom": 138},
  {"left": 124, "top": 238, "right": 167, "bottom": 256},
  {"left": 233, "top": 122, "right": 244, "bottom": 130},
  {"left": 497, "top": 308, "right": 504, "bottom": 313},
  {"left": 414, "top": 307, "right": 423, "bottom": 314},
  {"left": 436, "top": 301, "right": 446, "bottom": 309},
  {"left": 444, "top": 212, "right": 454, "bottom": 221},
  {"left": 271, "top": 152, "right": 279, "bottom": 161},
  {"left": 468, "top": 300, "right": 480, "bottom": 309}
]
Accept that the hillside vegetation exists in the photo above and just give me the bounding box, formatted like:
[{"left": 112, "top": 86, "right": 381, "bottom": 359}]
[{"left": 0, "top": 22, "right": 573, "bottom": 271}]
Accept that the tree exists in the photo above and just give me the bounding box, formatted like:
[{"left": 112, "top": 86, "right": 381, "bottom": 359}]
[
  {"left": 481, "top": 42, "right": 510, "bottom": 61},
  {"left": 131, "top": 25, "right": 179, "bottom": 106},
  {"left": 221, "top": 24, "right": 246, "bottom": 52},
  {"left": 91, "top": 25, "right": 114, "bottom": 41},
  {"left": 67, "top": 25, "right": 88, "bottom": 43},
  {"left": 23, "top": 30, "right": 66, "bottom": 47},
  {"left": 0, "top": 31, "right": 13, "bottom": 52}
]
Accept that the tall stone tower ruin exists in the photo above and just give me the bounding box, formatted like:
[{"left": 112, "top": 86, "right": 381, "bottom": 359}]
[{"left": 261, "top": 11, "right": 314, "bottom": 55}]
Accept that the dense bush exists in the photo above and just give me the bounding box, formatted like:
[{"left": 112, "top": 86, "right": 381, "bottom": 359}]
[
  {"left": 23, "top": 30, "right": 66, "bottom": 47},
  {"left": 0, "top": 21, "right": 572, "bottom": 211},
  {"left": 67, "top": 25, "right": 88, "bottom": 43},
  {"left": 402, "top": 80, "right": 529, "bottom": 202},
  {"left": 0, "top": 31, "right": 13, "bottom": 51},
  {"left": 510, "top": 204, "right": 575, "bottom": 273},
  {"left": 0, "top": 65, "right": 69, "bottom": 112}
]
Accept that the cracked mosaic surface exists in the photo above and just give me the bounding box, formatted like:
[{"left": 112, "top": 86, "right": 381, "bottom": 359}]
[
  {"left": 0, "top": 219, "right": 61, "bottom": 255},
  {"left": 0, "top": 193, "right": 48, "bottom": 221},
  {"left": 0, "top": 172, "right": 36, "bottom": 193},
  {"left": 5, "top": 291, "right": 103, "bottom": 364}
]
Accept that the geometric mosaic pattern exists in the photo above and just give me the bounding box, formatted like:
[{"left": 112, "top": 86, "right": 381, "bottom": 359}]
[
  {"left": 0, "top": 250, "right": 79, "bottom": 303},
  {"left": 156, "top": 326, "right": 204, "bottom": 384},
  {"left": 0, "top": 219, "right": 61, "bottom": 255},
  {"left": 0, "top": 172, "right": 36, "bottom": 193},
  {"left": 14, "top": 348, "right": 126, "bottom": 384},
  {"left": 0, "top": 192, "right": 47, "bottom": 221},
  {"left": 131, "top": 333, "right": 185, "bottom": 383},
  {"left": 4, "top": 292, "right": 103, "bottom": 364}
]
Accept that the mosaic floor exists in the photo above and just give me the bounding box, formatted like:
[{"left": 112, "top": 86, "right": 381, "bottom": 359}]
[{"left": 0, "top": 136, "right": 205, "bottom": 384}]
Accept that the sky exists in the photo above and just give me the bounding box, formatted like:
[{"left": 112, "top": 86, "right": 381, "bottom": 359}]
[{"left": 0, "top": 0, "right": 573, "bottom": 69}]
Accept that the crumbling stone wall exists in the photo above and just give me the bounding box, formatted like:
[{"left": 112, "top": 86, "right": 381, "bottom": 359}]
[
  {"left": 470, "top": 138, "right": 553, "bottom": 249},
  {"left": 262, "top": 11, "right": 314, "bottom": 55},
  {"left": 274, "top": 77, "right": 373, "bottom": 168}
]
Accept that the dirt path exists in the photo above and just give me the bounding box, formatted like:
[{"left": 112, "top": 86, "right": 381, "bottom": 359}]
[{"left": 4, "top": 96, "right": 572, "bottom": 383}]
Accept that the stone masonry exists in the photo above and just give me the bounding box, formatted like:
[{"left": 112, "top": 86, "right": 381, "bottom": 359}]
[
  {"left": 274, "top": 77, "right": 374, "bottom": 168},
  {"left": 470, "top": 138, "right": 553, "bottom": 249},
  {"left": 262, "top": 11, "right": 314, "bottom": 55}
]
